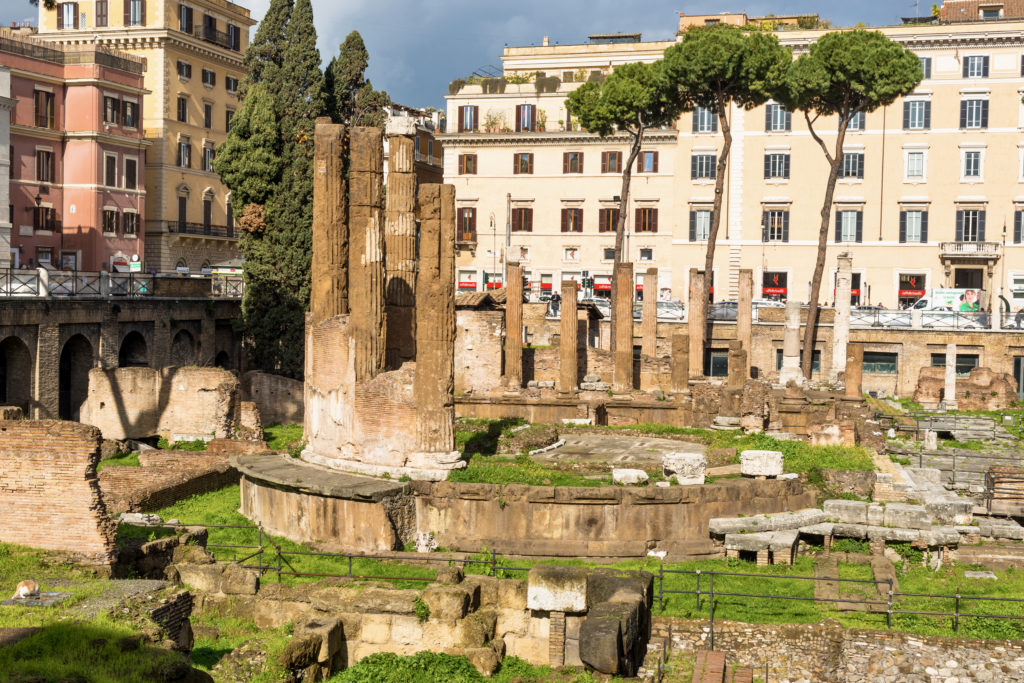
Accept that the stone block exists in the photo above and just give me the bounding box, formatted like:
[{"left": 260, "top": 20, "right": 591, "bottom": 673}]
[
  {"left": 254, "top": 600, "right": 310, "bottom": 629},
  {"left": 445, "top": 646, "right": 501, "bottom": 677},
  {"left": 587, "top": 568, "right": 654, "bottom": 610},
  {"left": 455, "top": 611, "right": 496, "bottom": 648},
  {"left": 420, "top": 619, "right": 456, "bottom": 650},
  {"left": 526, "top": 565, "right": 588, "bottom": 612},
  {"left": 824, "top": 499, "right": 869, "bottom": 524},
  {"left": 294, "top": 614, "right": 344, "bottom": 666},
  {"left": 422, "top": 584, "right": 470, "bottom": 621},
  {"left": 504, "top": 634, "right": 548, "bottom": 665},
  {"left": 662, "top": 452, "right": 706, "bottom": 486},
  {"left": 495, "top": 608, "right": 529, "bottom": 637},
  {"left": 612, "top": 468, "right": 649, "bottom": 486},
  {"left": 498, "top": 579, "right": 527, "bottom": 610},
  {"left": 527, "top": 613, "right": 549, "bottom": 640},
  {"left": 924, "top": 498, "right": 973, "bottom": 526},
  {"left": 579, "top": 599, "right": 643, "bottom": 676},
  {"left": 174, "top": 564, "right": 257, "bottom": 596},
  {"left": 461, "top": 574, "right": 501, "bottom": 607},
  {"left": 883, "top": 503, "right": 931, "bottom": 530},
  {"left": 360, "top": 614, "right": 392, "bottom": 644},
  {"left": 389, "top": 615, "right": 423, "bottom": 645},
  {"left": 279, "top": 634, "right": 320, "bottom": 670},
  {"left": 979, "top": 520, "right": 1024, "bottom": 540},
  {"left": 435, "top": 566, "right": 464, "bottom": 585},
  {"left": 924, "top": 430, "right": 938, "bottom": 450},
  {"left": 740, "top": 450, "right": 784, "bottom": 477},
  {"left": 867, "top": 504, "right": 884, "bottom": 526}
]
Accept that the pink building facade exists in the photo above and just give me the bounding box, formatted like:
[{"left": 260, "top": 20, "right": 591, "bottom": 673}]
[{"left": 4, "top": 31, "right": 148, "bottom": 272}]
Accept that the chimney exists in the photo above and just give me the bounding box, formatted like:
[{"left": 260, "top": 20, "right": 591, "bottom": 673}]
[{"left": 542, "top": 35, "right": 549, "bottom": 46}]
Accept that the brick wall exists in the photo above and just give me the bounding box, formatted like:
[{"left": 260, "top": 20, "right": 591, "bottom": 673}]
[
  {"left": 0, "top": 420, "right": 116, "bottom": 564},
  {"left": 455, "top": 309, "right": 503, "bottom": 395},
  {"left": 99, "top": 459, "right": 238, "bottom": 514},
  {"left": 241, "top": 371, "right": 303, "bottom": 425}
]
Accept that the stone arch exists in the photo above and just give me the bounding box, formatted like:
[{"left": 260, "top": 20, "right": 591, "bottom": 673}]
[
  {"left": 171, "top": 329, "right": 197, "bottom": 366},
  {"left": 118, "top": 330, "right": 149, "bottom": 368},
  {"left": 214, "top": 350, "right": 232, "bottom": 370},
  {"left": 0, "top": 336, "right": 32, "bottom": 412},
  {"left": 59, "top": 334, "right": 93, "bottom": 421}
]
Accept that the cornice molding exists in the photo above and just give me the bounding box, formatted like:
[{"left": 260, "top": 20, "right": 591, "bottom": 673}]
[
  {"left": 41, "top": 30, "right": 246, "bottom": 71},
  {"left": 436, "top": 130, "right": 679, "bottom": 147}
]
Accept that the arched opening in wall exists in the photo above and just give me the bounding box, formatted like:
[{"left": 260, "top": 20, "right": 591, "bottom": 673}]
[
  {"left": 59, "top": 334, "right": 93, "bottom": 421},
  {"left": 171, "top": 329, "right": 196, "bottom": 366},
  {"left": 118, "top": 331, "right": 149, "bottom": 368},
  {"left": 214, "top": 350, "right": 232, "bottom": 370},
  {"left": 0, "top": 336, "right": 32, "bottom": 412}
]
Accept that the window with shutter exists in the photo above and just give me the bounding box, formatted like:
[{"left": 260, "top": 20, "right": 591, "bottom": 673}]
[
  {"left": 565, "top": 151, "right": 583, "bottom": 173},
  {"left": 765, "top": 210, "right": 788, "bottom": 241},
  {"left": 96, "top": 0, "right": 108, "bottom": 26},
  {"left": 635, "top": 208, "right": 657, "bottom": 233},
  {"left": 1015, "top": 210, "right": 1023, "bottom": 244}
]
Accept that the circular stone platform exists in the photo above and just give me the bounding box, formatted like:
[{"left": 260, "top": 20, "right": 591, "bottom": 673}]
[{"left": 530, "top": 432, "right": 705, "bottom": 468}]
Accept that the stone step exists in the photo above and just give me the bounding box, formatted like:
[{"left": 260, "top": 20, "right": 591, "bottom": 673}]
[
  {"left": 729, "top": 667, "right": 754, "bottom": 683},
  {"left": 692, "top": 650, "right": 727, "bottom": 683}
]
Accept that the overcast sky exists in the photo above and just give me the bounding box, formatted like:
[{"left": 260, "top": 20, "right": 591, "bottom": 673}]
[{"left": 3, "top": 1, "right": 927, "bottom": 108}]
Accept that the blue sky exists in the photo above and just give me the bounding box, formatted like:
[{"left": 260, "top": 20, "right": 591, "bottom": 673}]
[{"left": 3, "top": 1, "right": 927, "bottom": 108}]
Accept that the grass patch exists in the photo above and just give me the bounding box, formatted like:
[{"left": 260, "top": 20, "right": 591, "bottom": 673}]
[
  {"left": 263, "top": 423, "right": 304, "bottom": 452},
  {"left": 326, "top": 653, "right": 603, "bottom": 683},
  {"left": 0, "top": 543, "right": 113, "bottom": 628},
  {"left": 190, "top": 613, "right": 292, "bottom": 679},
  {"left": 97, "top": 452, "right": 140, "bottom": 471},
  {"left": 939, "top": 438, "right": 986, "bottom": 451},
  {"left": 449, "top": 452, "right": 610, "bottom": 487},
  {"left": 156, "top": 437, "right": 207, "bottom": 451}
]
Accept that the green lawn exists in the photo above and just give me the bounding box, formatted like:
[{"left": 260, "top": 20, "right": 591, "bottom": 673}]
[
  {"left": 263, "top": 423, "right": 304, "bottom": 452},
  {"left": 96, "top": 451, "right": 140, "bottom": 471}
]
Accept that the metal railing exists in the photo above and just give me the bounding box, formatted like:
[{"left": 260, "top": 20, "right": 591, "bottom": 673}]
[
  {"left": 211, "top": 276, "right": 244, "bottom": 299},
  {"left": 108, "top": 273, "right": 154, "bottom": 297},
  {"left": 0, "top": 33, "right": 144, "bottom": 74},
  {"left": 0, "top": 269, "right": 154, "bottom": 297},
  {"left": 0, "top": 269, "right": 41, "bottom": 296},
  {"left": 875, "top": 410, "right": 1018, "bottom": 440},
  {"left": 887, "top": 444, "right": 1022, "bottom": 488},
  {"left": 49, "top": 271, "right": 102, "bottom": 296}
]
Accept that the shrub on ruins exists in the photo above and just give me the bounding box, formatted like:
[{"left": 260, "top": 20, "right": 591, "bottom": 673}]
[
  {"left": 773, "top": 30, "right": 921, "bottom": 378},
  {"left": 325, "top": 30, "right": 391, "bottom": 128}
]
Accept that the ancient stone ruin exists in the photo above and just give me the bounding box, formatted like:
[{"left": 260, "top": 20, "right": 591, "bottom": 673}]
[{"left": 302, "top": 120, "right": 462, "bottom": 481}]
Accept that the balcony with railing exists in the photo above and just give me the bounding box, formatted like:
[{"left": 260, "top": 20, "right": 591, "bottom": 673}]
[
  {"left": 0, "top": 269, "right": 244, "bottom": 299},
  {"left": 0, "top": 30, "right": 144, "bottom": 75},
  {"left": 939, "top": 241, "right": 1001, "bottom": 259},
  {"left": 456, "top": 228, "right": 477, "bottom": 246},
  {"left": 183, "top": 25, "right": 238, "bottom": 51},
  {"left": 148, "top": 220, "right": 236, "bottom": 239}
]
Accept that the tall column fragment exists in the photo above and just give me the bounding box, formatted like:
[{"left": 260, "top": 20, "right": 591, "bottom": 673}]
[
  {"left": 832, "top": 253, "right": 852, "bottom": 382},
  {"left": 944, "top": 343, "right": 958, "bottom": 409},
  {"left": 613, "top": 262, "right": 634, "bottom": 393},
  {"left": 737, "top": 269, "right": 753, "bottom": 379},
  {"left": 348, "top": 126, "right": 385, "bottom": 382},
  {"left": 559, "top": 280, "right": 578, "bottom": 394},
  {"left": 384, "top": 118, "right": 418, "bottom": 367},
  {"left": 727, "top": 340, "right": 747, "bottom": 391},
  {"left": 845, "top": 343, "right": 863, "bottom": 400},
  {"left": 505, "top": 261, "right": 523, "bottom": 390},
  {"left": 641, "top": 267, "right": 658, "bottom": 358},
  {"left": 311, "top": 118, "right": 348, "bottom": 324},
  {"left": 779, "top": 299, "right": 803, "bottom": 386},
  {"left": 688, "top": 270, "right": 705, "bottom": 379},
  {"left": 412, "top": 184, "right": 459, "bottom": 463},
  {"left": 671, "top": 332, "right": 689, "bottom": 394}
]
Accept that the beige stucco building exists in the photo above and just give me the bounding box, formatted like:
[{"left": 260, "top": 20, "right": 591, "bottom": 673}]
[
  {"left": 440, "top": 15, "right": 1024, "bottom": 311},
  {"left": 36, "top": 0, "right": 255, "bottom": 273}
]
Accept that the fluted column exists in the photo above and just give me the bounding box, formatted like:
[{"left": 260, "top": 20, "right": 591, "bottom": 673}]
[
  {"left": 385, "top": 118, "right": 418, "bottom": 367},
  {"left": 688, "top": 269, "right": 705, "bottom": 379},
  {"left": 641, "top": 267, "right": 657, "bottom": 358},
  {"left": 613, "top": 261, "right": 634, "bottom": 393},
  {"left": 349, "top": 126, "right": 385, "bottom": 382},
  {"left": 505, "top": 261, "right": 523, "bottom": 390},
  {"left": 311, "top": 118, "right": 348, "bottom": 324},
  {"left": 559, "top": 280, "right": 578, "bottom": 394},
  {"left": 737, "top": 268, "right": 752, "bottom": 379}
]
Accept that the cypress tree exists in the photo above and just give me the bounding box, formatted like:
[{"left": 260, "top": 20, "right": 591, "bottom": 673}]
[{"left": 325, "top": 30, "right": 390, "bottom": 127}]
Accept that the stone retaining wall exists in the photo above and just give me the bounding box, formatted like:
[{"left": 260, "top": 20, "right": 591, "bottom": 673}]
[
  {"left": 100, "top": 458, "right": 238, "bottom": 514},
  {"left": 653, "top": 617, "right": 1024, "bottom": 682}
]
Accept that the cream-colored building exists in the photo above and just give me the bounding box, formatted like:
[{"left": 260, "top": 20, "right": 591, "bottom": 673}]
[
  {"left": 36, "top": 0, "right": 255, "bottom": 273},
  {"left": 441, "top": 16, "right": 1024, "bottom": 311}
]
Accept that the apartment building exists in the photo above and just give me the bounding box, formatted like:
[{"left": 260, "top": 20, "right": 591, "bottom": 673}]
[
  {"left": 36, "top": 0, "right": 255, "bottom": 274},
  {"left": 2, "top": 29, "right": 147, "bottom": 272},
  {"left": 383, "top": 103, "right": 444, "bottom": 186},
  {"left": 441, "top": 14, "right": 1024, "bottom": 310},
  {"left": 1, "top": 66, "right": 12, "bottom": 270}
]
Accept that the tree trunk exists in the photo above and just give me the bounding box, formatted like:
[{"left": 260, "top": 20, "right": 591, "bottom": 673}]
[
  {"left": 609, "top": 125, "right": 644, "bottom": 351},
  {"left": 703, "top": 99, "right": 731, "bottom": 307},
  {"left": 802, "top": 120, "right": 848, "bottom": 379}
]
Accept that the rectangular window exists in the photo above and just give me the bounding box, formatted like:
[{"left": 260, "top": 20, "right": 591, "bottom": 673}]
[
  {"left": 847, "top": 111, "right": 865, "bottom": 131},
  {"left": 693, "top": 106, "right": 717, "bottom": 133},
  {"left": 104, "top": 154, "right": 117, "bottom": 186},
  {"left": 639, "top": 150, "right": 658, "bottom": 173},
  {"left": 900, "top": 210, "right": 928, "bottom": 243},
  {"left": 225, "top": 76, "right": 239, "bottom": 93},
  {"left": 511, "top": 207, "right": 533, "bottom": 232},
  {"left": 836, "top": 209, "right": 863, "bottom": 243},
  {"left": 103, "top": 209, "right": 118, "bottom": 234},
  {"left": 203, "top": 103, "right": 213, "bottom": 129},
  {"left": 982, "top": 8, "right": 1000, "bottom": 19},
  {"left": 705, "top": 349, "right": 729, "bottom": 377},
  {"left": 603, "top": 248, "right": 615, "bottom": 261},
  {"left": 960, "top": 99, "right": 988, "bottom": 129},
  {"left": 458, "top": 105, "right": 478, "bottom": 132},
  {"left": 963, "top": 150, "right": 982, "bottom": 178},
  {"left": 906, "top": 151, "right": 925, "bottom": 180},
  {"left": 513, "top": 152, "right": 533, "bottom": 174},
  {"left": 920, "top": 56, "right": 932, "bottom": 79},
  {"left": 515, "top": 104, "right": 535, "bottom": 132},
  {"left": 177, "top": 60, "right": 192, "bottom": 79},
  {"left": 126, "top": 0, "right": 144, "bottom": 26},
  {"left": 457, "top": 207, "right": 476, "bottom": 241},
  {"left": 35, "top": 150, "right": 54, "bottom": 183},
  {"left": 964, "top": 55, "right": 989, "bottom": 78},
  {"left": 179, "top": 4, "right": 193, "bottom": 32},
  {"left": 34, "top": 208, "right": 56, "bottom": 233},
  {"left": 178, "top": 196, "right": 187, "bottom": 230},
  {"left": 639, "top": 248, "right": 653, "bottom": 261},
  {"left": 561, "top": 208, "right": 583, "bottom": 233},
  {"left": 765, "top": 103, "right": 792, "bottom": 132},
  {"left": 202, "top": 68, "right": 216, "bottom": 87},
  {"left": 203, "top": 198, "right": 212, "bottom": 231},
  {"left": 563, "top": 151, "right": 584, "bottom": 174},
  {"left": 177, "top": 139, "right": 191, "bottom": 168},
  {"left": 103, "top": 96, "right": 120, "bottom": 125},
  {"left": 34, "top": 91, "right": 55, "bottom": 128},
  {"left": 689, "top": 209, "right": 712, "bottom": 241},
  {"left": 776, "top": 349, "right": 820, "bottom": 371},
  {"left": 122, "top": 100, "right": 138, "bottom": 128},
  {"left": 635, "top": 207, "right": 658, "bottom": 233},
  {"left": 764, "top": 152, "right": 790, "bottom": 179},
  {"left": 691, "top": 153, "right": 716, "bottom": 180},
  {"left": 177, "top": 96, "right": 188, "bottom": 123},
  {"left": 203, "top": 146, "right": 215, "bottom": 172},
  {"left": 903, "top": 100, "right": 930, "bottom": 129},
  {"left": 598, "top": 208, "right": 619, "bottom": 233},
  {"left": 956, "top": 209, "right": 985, "bottom": 242},
  {"left": 458, "top": 154, "right": 477, "bottom": 174},
  {"left": 225, "top": 109, "right": 234, "bottom": 130},
  {"left": 228, "top": 24, "right": 241, "bottom": 51},
  {"left": 930, "top": 353, "right": 979, "bottom": 376},
  {"left": 125, "top": 158, "right": 137, "bottom": 189},
  {"left": 863, "top": 351, "right": 898, "bottom": 374},
  {"left": 58, "top": 2, "right": 78, "bottom": 29},
  {"left": 95, "top": 0, "right": 107, "bottom": 26},
  {"left": 840, "top": 152, "right": 864, "bottom": 179},
  {"left": 123, "top": 212, "right": 139, "bottom": 235},
  {"left": 601, "top": 151, "right": 622, "bottom": 173},
  {"left": 763, "top": 210, "right": 789, "bottom": 242}
]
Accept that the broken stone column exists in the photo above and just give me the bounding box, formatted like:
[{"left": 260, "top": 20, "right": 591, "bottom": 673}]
[
  {"left": 384, "top": 117, "right": 418, "bottom": 367},
  {"left": 778, "top": 299, "right": 803, "bottom": 386},
  {"left": 844, "top": 343, "right": 863, "bottom": 400},
  {"left": 559, "top": 280, "right": 578, "bottom": 394},
  {"left": 944, "top": 343, "right": 958, "bottom": 409},
  {"left": 727, "top": 340, "right": 746, "bottom": 391},
  {"left": 311, "top": 118, "right": 348, "bottom": 324},
  {"left": 737, "top": 269, "right": 752, "bottom": 379},
  {"left": 688, "top": 269, "right": 705, "bottom": 379},
  {"left": 832, "top": 253, "right": 852, "bottom": 382},
  {"left": 505, "top": 261, "right": 523, "bottom": 391},
  {"left": 641, "top": 267, "right": 657, "bottom": 358},
  {"left": 349, "top": 126, "right": 386, "bottom": 382},
  {"left": 613, "top": 261, "right": 634, "bottom": 393},
  {"left": 671, "top": 332, "right": 689, "bottom": 394},
  {"left": 410, "top": 184, "right": 461, "bottom": 472}
]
